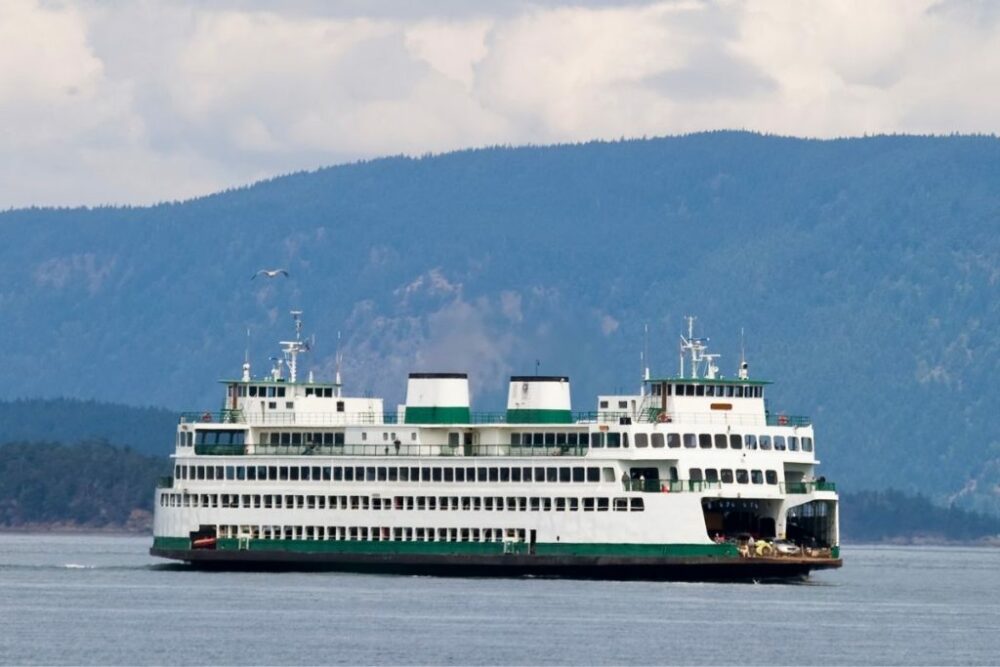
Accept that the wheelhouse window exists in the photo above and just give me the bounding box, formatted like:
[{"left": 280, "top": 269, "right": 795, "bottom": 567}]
[
  {"left": 714, "top": 434, "right": 727, "bottom": 449},
  {"left": 736, "top": 469, "right": 749, "bottom": 484},
  {"left": 698, "top": 434, "right": 712, "bottom": 449},
  {"left": 729, "top": 434, "right": 743, "bottom": 449},
  {"left": 667, "top": 433, "right": 680, "bottom": 448},
  {"left": 683, "top": 433, "right": 696, "bottom": 448},
  {"left": 651, "top": 433, "right": 664, "bottom": 448},
  {"left": 689, "top": 468, "right": 703, "bottom": 482},
  {"left": 759, "top": 435, "right": 772, "bottom": 450},
  {"left": 802, "top": 437, "right": 814, "bottom": 452}
]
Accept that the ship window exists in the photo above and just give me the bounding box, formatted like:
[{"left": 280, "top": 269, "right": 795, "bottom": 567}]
[
  {"left": 766, "top": 470, "right": 778, "bottom": 484},
  {"left": 729, "top": 434, "right": 743, "bottom": 450},
  {"left": 545, "top": 433, "right": 556, "bottom": 446},
  {"left": 291, "top": 433, "right": 302, "bottom": 446},
  {"left": 556, "top": 433, "right": 567, "bottom": 446},
  {"left": 573, "top": 467, "right": 584, "bottom": 482},
  {"left": 597, "top": 498, "right": 609, "bottom": 512},
  {"left": 788, "top": 436, "right": 799, "bottom": 451},
  {"left": 721, "top": 469, "right": 734, "bottom": 483},
  {"left": 579, "top": 433, "right": 590, "bottom": 447},
  {"left": 290, "top": 467, "right": 301, "bottom": 481},
  {"left": 486, "top": 467, "right": 497, "bottom": 482},
  {"left": 695, "top": 385, "right": 705, "bottom": 396},
  {"left": 744, "top": 434, "right": 757, "bottom": 450},
  {"left": 690, "top": 468, "right": 703, "bottom": 482},
  {"left": 607, "top": 433, "right": 621, "bottom": 448},
  {"left": 614, "top": 497, "right": 628, "bottom": 511},
  {"left": 714, "top": 434, "right": 727, "bottom": 449},
  {"left": 736, "top": 469, "right": 749, "bottom": 484},
  {"left": 634, "top": 433, "right": 648, "bottom": 448},
  {"left": 546, "top": 467, "right": 558, "bottom": 483},
  {"left": 510, "top": 433, "right": 521, "bottom": 446},
  {"left": 653, "top": 384, "right": 662, "bottom": 396},
  {"left": 599, "top": 400, "right": 609, "bottom": 409},
  {"left": 698, "top": 434, "right": 712, "bottom": 449},
  {"left": 590, "top": 432, "right": 604, "bottom": 448},
  {"left": 474, "top": 467, "right": 486, "bottom": 482},
  {"left": 300, "top": 467, "right": 310, "bottom": 481},
  {"left": 450, "top": 468, "right": 461, "bottom": 482},
  {"left": 618, "top": 401, "right": 627, "bottom": 409},
  {"left": 682, "top": 433, "right": 695, "bottom": 448},
  {"left": 803, "top": 437, "right": 813, "bottom": 452},
  {"left": 530, "top": 497, "right": 540, "bottom": 511},
  {"left": 705, "top": 468, "right": 719, "bottom": 482},
  {"left": 583, "top": 498, "right": 595, "bottom": 512},
  {"left": 587, "top": 467, "right": 600, "bottom": 482},
  {"left": 630, "top": 498, "right": 645, "bottom": 511},
  {"left": 249, "top": 386, "right": 258, "bottom": 397},
  {"left": 533, "top": 433, "right": 544, "bottom": 447},
  {"left": 603, "top": 467, "right": 616, "bottom": 482},
  {"left": 559, "top": 467, "right": 571, "bottom": 483},
  {"left": 751, "top": 470, "right": 763, "bottom": 484},
  {"left": 774, "top": 436, "right": 786, "bottom": 451},
  {"left": 277, "top": 387, "right": 286, "bottom": 398},
  {"left": 622, "top": 433, "right": 629, "bottom": 448},
  {"left": 759, "top": 435, "right": 772, "bottom": 450},
  {"left": 511, "top": 468, "right": 521, "bottom": 482}
]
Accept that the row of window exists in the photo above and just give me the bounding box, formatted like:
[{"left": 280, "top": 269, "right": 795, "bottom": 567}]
[
  {"left": 215, "top": 524, "right": 531, "bottom": 543},
  {"left": 160, "top": 492, "right": 646, "bottom": 513},
  {"left": 508, "top": 431, "right": 813, "bottom": 452},
  {"left": 186, "top": 429, "right": 813, "bottom": 451},
  {"left": 174, "top": 464, "right": 619, "bottom": 484},
  {"left": 652, "top": 383, "right": 764, "bottom": 398},
  {"left": 689, "top": 467, "right": 778, "bottom": 485}
]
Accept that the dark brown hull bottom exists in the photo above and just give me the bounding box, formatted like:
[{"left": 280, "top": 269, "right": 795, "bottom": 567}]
[{"left": 150, "top": 548, "right": 842, "bottom": 582}]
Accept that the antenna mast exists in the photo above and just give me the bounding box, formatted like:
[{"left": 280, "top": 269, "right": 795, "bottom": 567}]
[{"left": 279, "top": 310, "right": 309, "bottom": 383}]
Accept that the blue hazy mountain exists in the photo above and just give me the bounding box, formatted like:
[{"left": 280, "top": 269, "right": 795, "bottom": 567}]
[{"left": 0, "top": 132, "right": 997, "bottom": 512}]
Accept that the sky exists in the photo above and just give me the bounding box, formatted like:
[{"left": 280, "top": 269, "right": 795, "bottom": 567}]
[{"left": 1, "top": 0, "right": 999, "bottom": 208}]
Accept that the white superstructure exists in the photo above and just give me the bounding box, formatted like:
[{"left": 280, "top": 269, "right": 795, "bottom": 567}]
[{"left": 151, "top": 313, "right": 841, "bottom": 578}]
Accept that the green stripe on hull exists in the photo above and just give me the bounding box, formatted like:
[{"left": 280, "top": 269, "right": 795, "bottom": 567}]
[
  {"left": 404, "top": 406, "right": 471, "bottom": 424},
  {"left": 153, "top": 536, "right": 191, "bottom": 550},
  {"left": 155, "top": 536, "right": 736, "bottom": 559},
  {"left": 505, "top": 409, "right": 573, "bottom": 424}
]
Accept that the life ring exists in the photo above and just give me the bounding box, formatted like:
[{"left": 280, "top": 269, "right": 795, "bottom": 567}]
[
  {"left": 777, "top": 415, "right": 788, "bottom": 426},
  {"left": 657, "top": 412, "right": 671, "bottom": 423},
  {"left": 201, "top": 411, "right": 212, "bottom": 423},
  {"left": 661, "top": 484, "right": 669, "bottom": 493}
]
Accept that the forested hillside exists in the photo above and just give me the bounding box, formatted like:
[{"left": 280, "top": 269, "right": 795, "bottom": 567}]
[
  {"left": 0, "top": 132, "right": 997, "bottom": 512},
  {"left": 0, "top": 441, "right": 170, "bottom": 530}
]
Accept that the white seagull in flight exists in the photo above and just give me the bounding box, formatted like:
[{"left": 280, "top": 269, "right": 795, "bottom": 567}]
[{"left": 251, "top": 269, "right": 289, "bottom": 280}]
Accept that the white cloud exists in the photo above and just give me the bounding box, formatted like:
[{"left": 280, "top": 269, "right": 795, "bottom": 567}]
[{"left": 1, "top": 0, "right": 998, "bottom": 207}]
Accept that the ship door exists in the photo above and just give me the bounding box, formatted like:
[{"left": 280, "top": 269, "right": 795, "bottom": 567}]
[
  {"left": 529, "top": 529, "right": 537, "bottom": 555},
  {"left": 463, "top": 432, "right": 474, "bottom": 456}
]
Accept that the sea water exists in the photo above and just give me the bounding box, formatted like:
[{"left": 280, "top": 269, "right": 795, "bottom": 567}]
[{"left": 0, "top": 534, "right": 998, "bottom": 665}]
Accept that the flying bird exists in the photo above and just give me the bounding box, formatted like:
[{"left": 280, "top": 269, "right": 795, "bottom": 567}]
[{"left": 251, "top": 269, "right": 289, "bottom": 280}]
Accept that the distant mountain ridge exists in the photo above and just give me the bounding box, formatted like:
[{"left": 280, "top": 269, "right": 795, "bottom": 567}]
[
  {"left": 0, "top": 399, "right": 178, "bottom": 457},
  {"left": 0, "top": 132, "right": 997, "bottom": 513}
]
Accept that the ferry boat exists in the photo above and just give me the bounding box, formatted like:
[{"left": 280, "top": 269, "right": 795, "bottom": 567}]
[{"left": 150, "top": 313, "right": 841, "bottom": 580}]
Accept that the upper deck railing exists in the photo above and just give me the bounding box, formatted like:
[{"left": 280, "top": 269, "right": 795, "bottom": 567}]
[{"left": 181, "top": 410, "right": 812, "bottom": 429}]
